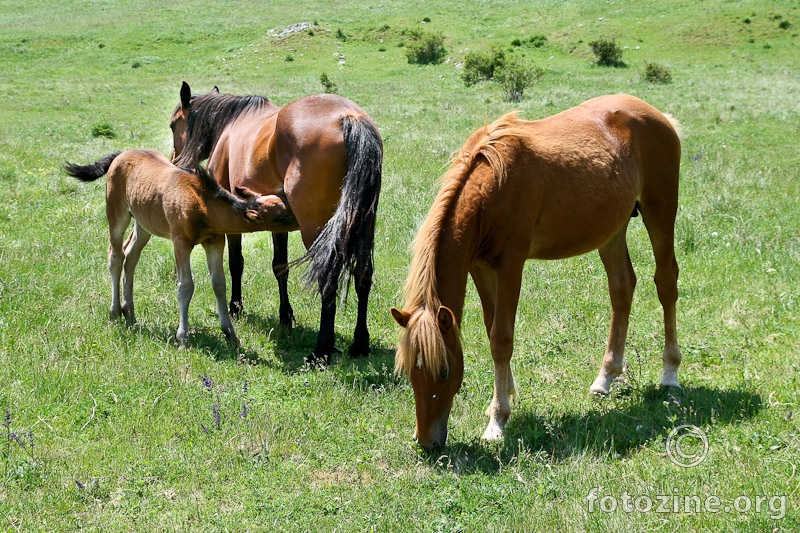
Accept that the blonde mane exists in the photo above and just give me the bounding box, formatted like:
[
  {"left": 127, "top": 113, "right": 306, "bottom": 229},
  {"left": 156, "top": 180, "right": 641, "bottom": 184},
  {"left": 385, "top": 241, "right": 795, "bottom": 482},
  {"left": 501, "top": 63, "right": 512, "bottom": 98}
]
[{"left": 395, "top": 112, "right": 527, "bottom": 377}]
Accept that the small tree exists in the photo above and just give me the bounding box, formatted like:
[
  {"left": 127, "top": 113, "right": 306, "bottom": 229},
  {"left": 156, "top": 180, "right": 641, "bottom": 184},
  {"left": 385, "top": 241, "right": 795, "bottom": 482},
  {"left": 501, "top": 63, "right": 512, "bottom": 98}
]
[
  {"left": 589, "top": 38, "right": 624, "bottom": 67},
  {"left": 494, "top": 54, "right": 544, "bottom": 102},
  {"left": 320, "top": 73, "right": 338, "bottom": 93}
]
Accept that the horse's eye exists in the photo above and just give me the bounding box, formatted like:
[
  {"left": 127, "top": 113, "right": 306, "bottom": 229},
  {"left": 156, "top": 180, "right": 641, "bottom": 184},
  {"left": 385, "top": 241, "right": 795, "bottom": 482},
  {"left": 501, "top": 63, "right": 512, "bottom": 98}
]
[{"left": 440, "top": 368, "right": 451, "bottom": 381}]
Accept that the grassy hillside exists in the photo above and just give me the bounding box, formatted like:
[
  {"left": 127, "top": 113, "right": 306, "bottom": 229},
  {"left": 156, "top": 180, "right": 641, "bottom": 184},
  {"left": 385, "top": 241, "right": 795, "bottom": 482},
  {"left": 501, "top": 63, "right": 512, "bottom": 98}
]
[{"left": 1, "top": 0, "right": 798, "bottom": 530}]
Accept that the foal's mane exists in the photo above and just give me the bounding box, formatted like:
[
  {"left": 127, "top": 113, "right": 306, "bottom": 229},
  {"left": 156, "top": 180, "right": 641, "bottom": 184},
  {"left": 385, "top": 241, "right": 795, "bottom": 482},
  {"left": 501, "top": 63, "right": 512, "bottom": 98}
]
[
  {"left": 192, "top": 163, "right": 257, "bottom": 212},
  {"left": 174, "top": 91, "right": 272, "bottom": 170},
  {"left": 396, "top": 112, "right": 526, "bottom": 377}
]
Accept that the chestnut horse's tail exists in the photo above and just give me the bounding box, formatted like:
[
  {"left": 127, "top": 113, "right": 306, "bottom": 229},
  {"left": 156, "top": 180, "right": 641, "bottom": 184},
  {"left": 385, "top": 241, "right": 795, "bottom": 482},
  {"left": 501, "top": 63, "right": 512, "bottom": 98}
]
[
  {"left": 302, "top": 114, "right": 383, "bottom": 299},
  {"left": 64, "top": 152, "right": 122, "bottom": 182}
]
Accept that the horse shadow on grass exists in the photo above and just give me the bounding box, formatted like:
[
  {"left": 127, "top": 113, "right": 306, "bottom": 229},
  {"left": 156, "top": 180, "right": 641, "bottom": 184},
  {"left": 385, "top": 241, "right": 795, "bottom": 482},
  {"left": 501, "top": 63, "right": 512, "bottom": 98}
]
[
  {"left": 422, "top": 384, "right": 763, "bottom": 475},
  {"left": 240, "top": 311, "right": 398, "bottom": 378}
]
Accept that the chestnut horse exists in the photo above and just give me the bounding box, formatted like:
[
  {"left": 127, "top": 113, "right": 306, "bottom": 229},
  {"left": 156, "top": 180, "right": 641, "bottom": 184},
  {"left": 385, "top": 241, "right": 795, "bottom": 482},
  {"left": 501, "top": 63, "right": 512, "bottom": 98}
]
[
  {"left": 171, "top": 82, "right": 382, "bottom": 364},
  {"left": 391, "top": 94, "right": 683, "bottom": 449},
  {"left": 65, "top": 150, "right": 296, "bottom": 346}
]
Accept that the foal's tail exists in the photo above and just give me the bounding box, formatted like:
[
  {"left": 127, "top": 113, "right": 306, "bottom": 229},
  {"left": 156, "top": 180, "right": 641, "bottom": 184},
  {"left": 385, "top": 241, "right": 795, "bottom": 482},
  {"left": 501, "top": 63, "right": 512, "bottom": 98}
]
[
  {"left": 64, "top": 152, "right": 122, "bottom": 182},
  {"left": 302, "top": 114, "right": 383, "bottom": 299}
]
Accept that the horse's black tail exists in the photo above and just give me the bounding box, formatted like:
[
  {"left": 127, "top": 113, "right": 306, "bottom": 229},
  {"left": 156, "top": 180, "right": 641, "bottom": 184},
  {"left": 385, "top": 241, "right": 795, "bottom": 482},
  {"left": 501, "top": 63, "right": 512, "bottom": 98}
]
[
  {"left": 301, "top": 114, "right": 383, "bottom": 300},
  {"left": 64, "top": 152, "right": 122, "bottom": 182}
]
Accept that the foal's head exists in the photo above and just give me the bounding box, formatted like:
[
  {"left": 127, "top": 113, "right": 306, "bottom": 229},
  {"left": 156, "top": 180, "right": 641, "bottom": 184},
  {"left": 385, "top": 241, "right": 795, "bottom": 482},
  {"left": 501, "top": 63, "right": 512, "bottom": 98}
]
[{"left": 391, "top": 305, "right": 464, "bottom": 449}]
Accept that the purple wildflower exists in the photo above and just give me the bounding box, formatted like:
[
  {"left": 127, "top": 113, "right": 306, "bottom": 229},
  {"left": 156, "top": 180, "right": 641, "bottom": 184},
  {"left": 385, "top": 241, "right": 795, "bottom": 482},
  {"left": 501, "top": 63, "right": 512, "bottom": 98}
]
[
  {"left": 212, "top": 405, "right": 221, "bottom": 430},
  {"left": 75, "top": 480, "right": 85, "bottom": 490},
  {"left": 3, "top": 408, "right": 10, "bottom": 429},
  {"left": 200, "top": 375, "right": 213, "bottom": 391},
  {"left": 9, "top": 432, "right": 24, "bottom": 448}
]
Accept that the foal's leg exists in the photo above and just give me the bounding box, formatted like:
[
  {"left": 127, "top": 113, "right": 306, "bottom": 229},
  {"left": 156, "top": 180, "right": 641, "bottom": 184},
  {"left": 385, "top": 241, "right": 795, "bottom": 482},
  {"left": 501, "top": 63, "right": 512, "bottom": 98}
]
[
  {"left": 641, "top": 211, "right": 682, "bottom": 389},
  {"left": 203, "top": 235, "right": 240, "bottom": 346},
  {"left": 272, "top": 232, "right": 295, "bottom": 328},
  {"left": 227, "top": 234, "right": 245, "bottom": 317},
  {"left": 348, "top": 254, "right": 373, "bottom": 358},
  {"left": 120, "top": 221, "right": 152, "bottom": 326},
  {"left": 590, "top": 224, "right": 636, "bottom": 395},
  {"left": 472, "top": 261, "right": 522, "bottom": 441},
  {"left": 108, "top": 210, "right": 132, "bottom": 321},
  {"left": 172, "top": 237, "right": 195, "bottom": 347}
]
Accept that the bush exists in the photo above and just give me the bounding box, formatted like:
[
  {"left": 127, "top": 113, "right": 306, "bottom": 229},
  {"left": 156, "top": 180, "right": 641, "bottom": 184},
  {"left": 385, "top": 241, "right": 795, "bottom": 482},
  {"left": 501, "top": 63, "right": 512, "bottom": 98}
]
[
  {"left": 641, "top": 62, "right": 673, "bottom": 84},
  {"left": 91, "top": 121, "right": 116, "bottom": 139},
  {"left": 405, "top": 30, "right": 447, "bottom": 65},
  {"left": 494, "top": 54, "right": 544, "bottom": 102},
  {"left": 319, "top": 73, "right": 337, "bottom": 94},
  {"left": 589, "top": 38, "right": 624, "bottom": 67},
  {"left": 460, "top": 47, "right": 505, "bottom": 86}
]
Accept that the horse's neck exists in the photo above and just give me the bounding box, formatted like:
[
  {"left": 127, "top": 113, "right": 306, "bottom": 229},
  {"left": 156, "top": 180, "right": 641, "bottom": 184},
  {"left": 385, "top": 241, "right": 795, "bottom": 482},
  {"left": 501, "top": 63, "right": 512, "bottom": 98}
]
[{"left": 430, "top": 220, "right": 475, "bottom": 324}]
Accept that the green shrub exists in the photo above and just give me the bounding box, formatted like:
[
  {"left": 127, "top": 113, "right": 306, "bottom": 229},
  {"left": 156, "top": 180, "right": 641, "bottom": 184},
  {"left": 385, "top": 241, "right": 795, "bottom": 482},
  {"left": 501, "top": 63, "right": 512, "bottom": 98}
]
[
  {"left": 91, "top": 121, "right": 116, "bottom": 139},
  {"left": 335, "top": 28, "right": 348, "bottom": 42},
  {"left": 405, "top": 30, "right": 447, "bottom": 64},
  {"left": 528, "top": 34, "right": 547, "bottom": 47},
  {"left": 319, "top": 72, "right": 337, "bottom": 94},
  {"left": 589, "top": 38, "right": 624, "bottom": 67},
  {"left": 494, "top": 54, "right": 544, "bottom": 102},
  {"left": 460, "top": 47, "right": 505, "bottom": 86},
  {"left": 641, "top": 62, "right": 673, "bottom": 84}
]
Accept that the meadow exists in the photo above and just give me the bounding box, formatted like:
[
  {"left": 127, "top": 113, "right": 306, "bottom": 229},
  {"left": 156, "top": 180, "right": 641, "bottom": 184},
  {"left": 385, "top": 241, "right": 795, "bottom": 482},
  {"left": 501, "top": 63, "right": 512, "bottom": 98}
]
[{"left": 1, "top": 0, "right": 798, "bottom": 530}]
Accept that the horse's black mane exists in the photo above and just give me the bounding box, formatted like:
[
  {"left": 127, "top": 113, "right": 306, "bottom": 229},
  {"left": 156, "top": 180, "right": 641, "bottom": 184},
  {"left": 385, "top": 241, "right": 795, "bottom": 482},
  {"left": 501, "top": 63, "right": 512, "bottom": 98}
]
[{"left": 174, "top": 91, "right": 271, "bottom": 170}]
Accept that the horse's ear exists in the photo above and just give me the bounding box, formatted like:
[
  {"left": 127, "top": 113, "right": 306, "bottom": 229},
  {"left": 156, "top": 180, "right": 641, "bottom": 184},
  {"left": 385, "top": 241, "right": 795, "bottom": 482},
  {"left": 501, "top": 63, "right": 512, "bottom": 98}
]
[
  {"left": 244, "top": 210, "right": 259, "bottom": 222},
  {"left": 212, "top": 86, "right": 220, "bottom": 94},
  {"left": 234, "top": 186, "right": 259, "bottom": 199},
  {"left": 180, "top": 81, "right": 191, "bottom": 109},
  {"left": 391, "top": 308, "right": 411, "bottom": 328},
  {"left": 436, "top": 306, "right": 455, "bottom": 334}
]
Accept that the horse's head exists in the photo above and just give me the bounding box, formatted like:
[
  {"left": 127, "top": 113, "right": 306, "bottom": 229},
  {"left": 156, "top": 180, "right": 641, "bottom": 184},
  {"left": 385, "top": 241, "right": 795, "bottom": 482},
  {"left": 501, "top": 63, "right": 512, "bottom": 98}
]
[
  {"left": 169, "top": 82, "right": 219, "bottom": 165},
  {"left": 234, "top": 187, "right": 296, "bottom": 229},
  {"left": 391, "top": 305, "right": 464, "bottom": 450}
]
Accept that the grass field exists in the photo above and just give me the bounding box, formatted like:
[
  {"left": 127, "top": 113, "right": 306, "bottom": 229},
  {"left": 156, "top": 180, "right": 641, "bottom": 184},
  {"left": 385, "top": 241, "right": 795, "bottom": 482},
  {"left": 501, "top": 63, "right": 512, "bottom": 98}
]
[{"left": 1, "top": 0, "right": 799, "bottom": 530}]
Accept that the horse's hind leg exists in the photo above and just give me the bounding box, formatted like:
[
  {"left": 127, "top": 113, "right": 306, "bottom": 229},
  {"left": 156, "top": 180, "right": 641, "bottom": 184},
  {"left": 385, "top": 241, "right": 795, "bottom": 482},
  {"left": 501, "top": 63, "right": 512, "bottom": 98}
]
[
  {"left": 120, "top": 221, "right": 152, "bottom": 326},
  {"left": 640, "top": 204, "right": 682, "bottom": 389},
  {"left": 203, "top": 235, "right": 240, "bottom": 346},
  {"left": 591, "top": 223, "right": 636, "bottom": 395},
  {"left": 108, "top": 209, "right": 131, "bottom": 321},
  {"left": 227, "top": 234, "right": 245, "bottom": 317},
  {"left": 348, "top": 253, "right": 373, "bottom": 358},
  {"left": 272, "top": 232, "right": 295, "bottom": 328}
]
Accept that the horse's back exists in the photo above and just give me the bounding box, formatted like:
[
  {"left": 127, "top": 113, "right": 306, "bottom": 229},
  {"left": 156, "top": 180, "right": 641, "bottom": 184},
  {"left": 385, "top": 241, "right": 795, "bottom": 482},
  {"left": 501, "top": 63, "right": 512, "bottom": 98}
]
[{"left": 471, "top": 95, "right": 680, "bottom": 260}]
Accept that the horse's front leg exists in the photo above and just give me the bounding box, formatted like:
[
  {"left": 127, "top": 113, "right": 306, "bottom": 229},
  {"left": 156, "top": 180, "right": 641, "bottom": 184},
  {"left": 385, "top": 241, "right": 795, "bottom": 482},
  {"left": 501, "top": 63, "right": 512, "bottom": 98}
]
[
  {"left": 473, "top": 260, "right": 523, "bottom": 442},
  {"left": 590, "top": 225, "right": 636, "bottom": 395},
  {"left": 272, "top": 232, "right": 295, "bottom": 328},
  {"left": 203, "top": 235, "right": 240, "bottom": 346},
  {"left": 227, "top": 234, "right": 244, "bottom": 317},
  {"left": 172, "top": 237, "right": 195, "bottom": 347}
]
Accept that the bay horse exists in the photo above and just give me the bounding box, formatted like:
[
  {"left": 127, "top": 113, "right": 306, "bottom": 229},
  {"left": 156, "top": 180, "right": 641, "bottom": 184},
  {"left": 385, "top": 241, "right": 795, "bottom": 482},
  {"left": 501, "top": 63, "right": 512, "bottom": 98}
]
[
  {"left": 65, "top": 150, "right": 296, "bottom": 346},
  {"left": 170, "top": 82, "right": 382, "bottom": 364},
  {"left": 391, "top": 94, "right": 683, "bottom": 449}
]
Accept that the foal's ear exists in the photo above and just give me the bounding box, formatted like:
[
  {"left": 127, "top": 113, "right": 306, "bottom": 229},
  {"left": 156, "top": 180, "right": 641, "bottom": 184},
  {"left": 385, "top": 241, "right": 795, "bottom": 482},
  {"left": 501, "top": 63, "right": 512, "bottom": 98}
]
[
  {"left": 436, "top": 306, "right": 456, "bottom": 334},
  {"left": 234, "top": 186, "right": 259, "bottom": 200},
  {"left": 180, "top": 81, "right": 191, "bottom": 109},
  {"left": 244, "top": 210, "right": 260, "bottom": 222},
  {"left": 211, "top": 86, "right": 220, "bottom": 94},
  {"left": 391, "top": 307, "right": 411, "bottom": 328}
]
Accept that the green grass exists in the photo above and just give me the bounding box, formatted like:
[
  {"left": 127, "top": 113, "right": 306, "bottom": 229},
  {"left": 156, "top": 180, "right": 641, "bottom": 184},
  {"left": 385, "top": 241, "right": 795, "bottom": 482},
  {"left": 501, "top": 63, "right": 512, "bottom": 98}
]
[{"left": 1, "top": 0, "right": 799, "bottom": 530}]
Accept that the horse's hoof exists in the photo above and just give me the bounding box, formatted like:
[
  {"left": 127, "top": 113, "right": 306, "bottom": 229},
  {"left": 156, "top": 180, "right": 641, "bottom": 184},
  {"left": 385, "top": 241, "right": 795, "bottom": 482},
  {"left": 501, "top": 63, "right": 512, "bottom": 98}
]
[
  {"left": 348, "top": 344, "right": 371, "bottom": 358},
  {"left": 229, "top": 302, "right": 244, "bottom": 319}
]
